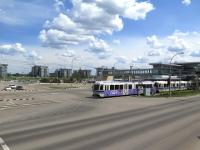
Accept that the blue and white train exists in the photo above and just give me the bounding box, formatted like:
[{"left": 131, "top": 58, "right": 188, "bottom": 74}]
[
  {"left": 92, "top": 80, "right": 191, "bottom": 97},
  {"left": 154, "top": 81, "right": 192, "bottom": 91},
  {"left": 92, "top": 81, "right": 154, "bottom": 97}
]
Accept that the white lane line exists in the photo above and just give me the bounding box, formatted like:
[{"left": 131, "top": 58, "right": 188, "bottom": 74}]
[
  {"left": 1, "top": 106, "right": 10, "bottom": 108},
  {"left": 0, "top": 137, "right": 10, "bottom": 150}
]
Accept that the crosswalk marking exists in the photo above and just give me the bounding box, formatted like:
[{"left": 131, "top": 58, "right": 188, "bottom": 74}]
[{"left": 0, "top": 137, "right": 10, "bottom": 150}]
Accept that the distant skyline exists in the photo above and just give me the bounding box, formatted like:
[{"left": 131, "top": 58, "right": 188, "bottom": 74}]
[{"left": 1, "top": 0, "right": 200, "bottom": 73}]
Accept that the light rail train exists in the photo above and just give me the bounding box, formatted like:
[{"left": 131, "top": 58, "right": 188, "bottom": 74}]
[{"left": 92, "top": 80, "right": 192, "bottom": 97}]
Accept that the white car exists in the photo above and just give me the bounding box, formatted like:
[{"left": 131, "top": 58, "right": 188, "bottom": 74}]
[
  {"left": 9, "top": 84, "right": 17, "bottom": 89},
  {"left": 4, "top": 87, "right": 12, "bottom": 91}
]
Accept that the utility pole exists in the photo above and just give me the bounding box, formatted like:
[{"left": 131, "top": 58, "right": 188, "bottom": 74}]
[{"left": 130, "top": 66, "right": 133, "bottom": 81}]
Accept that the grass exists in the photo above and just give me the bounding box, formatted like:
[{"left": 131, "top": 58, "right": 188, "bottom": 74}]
[
  {"left": 49, "top": 85, "right": 78, "bottom": 89},
  {"left": 154, "top": 90, "right": 200, "bottom": 97}
]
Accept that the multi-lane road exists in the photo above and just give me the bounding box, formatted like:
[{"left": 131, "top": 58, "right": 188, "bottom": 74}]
[{"left": 0, "top": 88, "right": 200, "bottom": 150}]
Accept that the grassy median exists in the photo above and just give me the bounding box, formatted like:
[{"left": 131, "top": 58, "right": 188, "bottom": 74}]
[{"left": 154, "top": 90, "right": 200, "bottom": 97}]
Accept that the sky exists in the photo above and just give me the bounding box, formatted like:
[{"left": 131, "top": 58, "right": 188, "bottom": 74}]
[{"left": 1, "top": 0, "right": 200, "bottom": 73}]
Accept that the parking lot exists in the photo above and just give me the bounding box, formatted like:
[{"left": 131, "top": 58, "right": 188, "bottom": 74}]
[{"left": 0, "top": 81, "right": 195, "bottom": 124}]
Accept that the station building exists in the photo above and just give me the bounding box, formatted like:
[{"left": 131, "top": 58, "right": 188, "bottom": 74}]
[{"left": 96, "top": 62, "right": 200, "bottom": 81}]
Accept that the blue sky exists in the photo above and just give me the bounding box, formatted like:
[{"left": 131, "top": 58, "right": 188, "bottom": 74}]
[{"left": 0, "top": 0, "right": 200, "bottom": 73}]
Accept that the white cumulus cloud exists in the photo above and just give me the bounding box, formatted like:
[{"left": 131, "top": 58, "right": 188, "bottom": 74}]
[
  {"left": 54, "top": 0, "right": 65, "bottom": 12},
  {"left": 146, "top": 30, "right": 200, "bottom": 63},
  {"left": 182, "top": 0, "right": 192, "bottom": 6},
  {"left": 148, "top": 50, "right": 160, "bottom": 56},
  {"left": 0, "top": 43, "right": 42, "bottom": 64},
  {"left": 39, "top": 29, "right": 95, "bottom": 48},
  {"left": 167, "top": 34, "right": 188, "bottom": 53},
  {"left": 26, "top": 51, "right": 42, "bottom": 60},
  {"left": 91, "top": 0, "right": 154, "bottom": 20},
  {"left": 86, "top": 39, "right": 112, "bottom": 59},
  {"left": 61, "top": 50, "right": 76, "bottom": 57},
  {"left": 132, "top": 57, "right": 148, "bottom": 63},
  {"left": 0, "top": 43, "right": 26, "bottom": 55},
  {"left": 115, "top": 56, "right": 129, "bottom": 64},
  {"left": 146, "top": 35, "right": 163, "bottom": 49},
  {"left": 39, "top": 0, "right": 154, "bottom": 50}
]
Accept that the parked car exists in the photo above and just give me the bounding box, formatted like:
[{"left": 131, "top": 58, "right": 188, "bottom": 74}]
[
  {"left": 3, "top": 87, "right": 12, "bottom": 91},
  {"left": 9, "top": 84, "right": 17, "bottom": 89},
  {"left": 16, "top": 86, "right": 24, "bottom": 90}
]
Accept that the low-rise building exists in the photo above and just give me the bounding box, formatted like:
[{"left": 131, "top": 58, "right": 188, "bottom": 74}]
[{"left": 96, "top": 62, "right": 200, "bottom": 81}]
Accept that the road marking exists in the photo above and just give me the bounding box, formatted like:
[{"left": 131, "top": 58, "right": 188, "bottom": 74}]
[
  {"left": 1, "top": 106, "right": 10, "bottom": 108},
  {"left": 22, "top": 103, "right": 31, "bottom": 106},
  {"left": 0, "top": 137, "right": 10, "bottom": 150},
  {"left": 0, "top": 100, "right": 62, "bottom": 111},
  {"left": 7, "top": 101, "right": 18, "bottom": 106}
]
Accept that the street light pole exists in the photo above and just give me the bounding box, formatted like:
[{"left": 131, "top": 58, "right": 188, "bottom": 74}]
[
  {"left": 130, "top": 65, "right": 133, "bottom": 81},
  {"left": 113, "top": 63, "right": 118, "bottom": 81},
  {"left": 169, "top": 52, "right": 184, "bottom": 97},
  {"left": 101, "top": 66, "right": 105, "bottom": 81},
  {"left": 71, "top": 57, "right": 75, "bottom": 74}
]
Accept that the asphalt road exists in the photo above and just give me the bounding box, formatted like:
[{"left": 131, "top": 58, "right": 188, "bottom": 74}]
[{"left": 0, "top": 94, "right": 200, "bottom": 150}]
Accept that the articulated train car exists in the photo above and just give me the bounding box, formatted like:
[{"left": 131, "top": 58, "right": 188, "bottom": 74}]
[
  {"left": 92, "top": 81, "right": 138, "bottom": 97},
  {"left": 155, "top": 81, "right": 192, "bottom": 92},
  {"left": 92, "top": 81, "right": 155, "bottom": 97},
  {"left": 92, "top": 80, "right": 191, "bottom": 98}
]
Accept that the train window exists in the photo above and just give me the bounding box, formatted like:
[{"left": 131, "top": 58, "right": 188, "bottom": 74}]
[
  {"left": 94, "top": 85, "right": 99, "bottom": 90},
  {"left": 115, "top": 85, "right": 119, "bottom": 90},
  {"left": 110, "top": 85, "right": 114, "bottom": 90},
  {"left": 100, "top": 85, "right": 103, "bottom": 90},
  {"left": 120, "top": 85, "right": 123, "bottom": 90},
  {"left": 129, "top": 84, "right": 132, "bottom": 89}
]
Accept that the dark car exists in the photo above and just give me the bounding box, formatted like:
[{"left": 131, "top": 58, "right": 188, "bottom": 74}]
[{"left": 16, "top": 86, "right": 24, "bottom": 90}]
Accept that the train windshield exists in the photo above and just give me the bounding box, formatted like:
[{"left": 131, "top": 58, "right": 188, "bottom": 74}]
[{"left": 93, "top": 84, "right": 100, "bottom": 91}]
